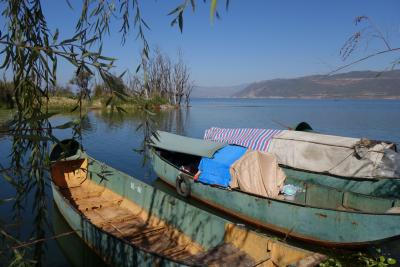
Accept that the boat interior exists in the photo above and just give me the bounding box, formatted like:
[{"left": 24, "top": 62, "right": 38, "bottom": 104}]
[
  {"left": 156, "top": 148, "right": 400, "bottom": 214},
  {"left": 51, "top": 157, "right": 322, "bottom": 266}
]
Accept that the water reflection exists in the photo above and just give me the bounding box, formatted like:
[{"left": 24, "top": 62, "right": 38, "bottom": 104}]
[
  {"left": 158, "top": 107, "right": 189, "bottom": 135},
  {"left": 0, "top": 110, "right": 13, "bottom": 141},
  {"left": 91, "top": 108, "right": 189, "bottom": 133},
  {"left": 78, "top": 115, "right": 94, "bottom": 135}
]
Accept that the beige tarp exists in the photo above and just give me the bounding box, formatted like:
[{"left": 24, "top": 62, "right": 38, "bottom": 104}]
[
  {"left": 268, "top": 130, "right": 395, "bottom": 179},
  {"left": 230, "top": 150, "right": 286, "bottom": 198}
]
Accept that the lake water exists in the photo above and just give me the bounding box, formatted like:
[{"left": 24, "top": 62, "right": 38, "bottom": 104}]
[{"left": 1, "top": 98, "right": 400, "bottom": 266}]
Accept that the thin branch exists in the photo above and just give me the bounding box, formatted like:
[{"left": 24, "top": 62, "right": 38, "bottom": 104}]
[
  {"left": 11, "top": 230, "right": 78, "bottom": 250},
  {"left": 330, "top": 47, "right": 400, "bottom": 75}
]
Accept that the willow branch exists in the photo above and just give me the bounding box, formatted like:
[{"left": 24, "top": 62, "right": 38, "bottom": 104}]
[{"left": 11, "top": 230, "right": 78, "bottom": 250}]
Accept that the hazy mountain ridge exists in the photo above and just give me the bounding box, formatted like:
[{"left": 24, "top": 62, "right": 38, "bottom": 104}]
[
  {"left": 234, "top": 70, "right": 400, "bottom": 99},
  {"left": 191, "top": 84, "right": 248, "bottom": 98}
]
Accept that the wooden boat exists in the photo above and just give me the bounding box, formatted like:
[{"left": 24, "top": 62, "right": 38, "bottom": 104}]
[
  {"left": 149, "top": 131, "right": 400, "bottom": 247},
  {"left": 50, "top": 139, "right": 324, "bottom": 267}
]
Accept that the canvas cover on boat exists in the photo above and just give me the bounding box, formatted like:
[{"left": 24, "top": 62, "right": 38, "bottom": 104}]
[
  {"left": 204, "top": 128, "right": 400, "bottom": 179},
  {"left": 198, "top": 145, "right": 247, "bottom": 187},
  {"left": 204, "top": 127, "right": 282, "bottom": 151},
  {"left": 150, "top": 131, "right": 226, "bottom": 158},
  {"left": 269, "top": 130, "right": 398, "bottom": 179},
  {"left": 230, "top": 150, "right": 286, "bottom": 198}
]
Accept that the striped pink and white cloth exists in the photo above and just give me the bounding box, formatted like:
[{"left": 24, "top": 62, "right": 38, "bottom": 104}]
[{"left": 204, "top": 127, "right": 282, "bottom": 152}]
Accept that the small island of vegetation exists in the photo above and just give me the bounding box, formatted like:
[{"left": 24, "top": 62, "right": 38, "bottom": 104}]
[{"left": 0, "top": 50, "right": 193, "bottom": 113}]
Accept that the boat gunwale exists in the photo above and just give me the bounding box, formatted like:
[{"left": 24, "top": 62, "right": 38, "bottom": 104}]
[
  {"left": 50, "top": 159, "right": 203, "bottom": 267},
  {"left": 152, "top": 148, "right": 400, "bottom": 216}
]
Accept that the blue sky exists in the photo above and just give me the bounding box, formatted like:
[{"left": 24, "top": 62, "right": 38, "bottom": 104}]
[{"left": 3, "top": 0, "right": 400, "bottom": 86}]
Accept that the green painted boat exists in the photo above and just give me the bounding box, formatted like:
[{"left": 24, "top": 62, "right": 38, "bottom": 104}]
[
  {"left": 149, "top": 132, "right": 400, "bottom": 247},
  {"left": 50, "top": 139, "right": 324, "bottom": 267},
  {"left": 52, "top": 204, "right": 108, "bottom": 267},
  {"left": 282, "top": 167, "right": 400, "bottom": 199}
]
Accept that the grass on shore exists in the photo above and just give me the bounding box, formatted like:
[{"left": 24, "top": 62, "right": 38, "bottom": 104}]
[
  {"left": 0, "top": 92, "right": 179, "bottom": 116},
  {"left": 0, "top": 95, "right": 177, "bottom": 113}
]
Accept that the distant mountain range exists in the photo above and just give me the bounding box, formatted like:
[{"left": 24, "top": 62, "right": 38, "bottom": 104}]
[
  {"left": 234, "top": 70, "right": 400, "bottom": 99},
  {"left": 193, "top": 70, "right": 400, "bottom": 99},
  {"left": 191, "top": 84, "right": 249, "bottom": 98}
]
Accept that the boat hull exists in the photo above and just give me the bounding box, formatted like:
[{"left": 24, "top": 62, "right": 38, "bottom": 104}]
[
  {"left": 52, "top": 156, "right": 322, "bottom": 266},
  {"left": 151, "top": 150, "right": 400, "bottom": 247},
  {"left": 283, "top": 167, "right": 400, "bottom": 199},
  {"left": 52, "top": 182, "right": 182, "bottom": 267}
]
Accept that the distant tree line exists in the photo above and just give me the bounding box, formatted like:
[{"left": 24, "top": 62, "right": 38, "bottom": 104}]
[
  {"left": 141, "top": 49, "right": 193, "bottom": 106},
  {"left": 0, "top": 50, "right": 193, "bottom": 109},
  {"left": 93, "top": 49, "right": 194, "bottom": 107},
  {"left": 49, "top": 84, "right": 74, "bottom": 98}
]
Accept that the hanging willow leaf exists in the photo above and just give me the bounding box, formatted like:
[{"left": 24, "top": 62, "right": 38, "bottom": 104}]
[
  {"left": 32, "top": 112, "right": 58, "bottom": 121},
  {"left": 53, "top": 29, "right": 59, "bottom": 43},
  {"left": 65, "top": 0, "right": 73, "bottom": 9},
  {"left": 190, "top": 0, "right": 196, "bottom": 11},
  {"left": 70, "top": 105, "right": 79, "bottom": 112},
  {"left": 141, "top": 19, "right": 150, "bottom": 30},
  {"left": 178, "top": 12, "right": 184, "bottom": 32},
  {"left": 0, "top": 49, "right": 10, "bottom": 69},
  {"left": 116, "top": 106, "right": 127, "bottom": 114},
  {"left": 83, "top": 36, "right": 98, "bottom": 46},
  {"left": 136, "top": 123, "right": 143, "bottom": 131},
  {"left": 167, "top": 5, "right": 184, "bottom": 16},
  {"left": 105, "top": 96, "right": 113, "bottom": 106},
  {"left": 13, "top": 134, "right": 53, "bottom": 142},
  {"left": 54, "top": 120, "right": 79, "bottom": 129},
  {"left": 210, "top": 0, "right": 217, "bottom": 21}
]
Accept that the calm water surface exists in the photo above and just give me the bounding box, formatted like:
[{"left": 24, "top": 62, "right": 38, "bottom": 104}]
[{"left": 1, "top": 99, "right": 400, "bottom": 266}]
